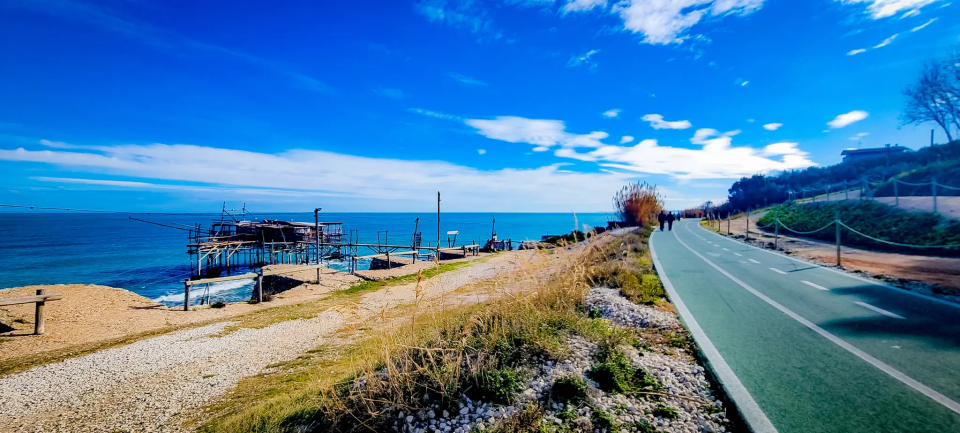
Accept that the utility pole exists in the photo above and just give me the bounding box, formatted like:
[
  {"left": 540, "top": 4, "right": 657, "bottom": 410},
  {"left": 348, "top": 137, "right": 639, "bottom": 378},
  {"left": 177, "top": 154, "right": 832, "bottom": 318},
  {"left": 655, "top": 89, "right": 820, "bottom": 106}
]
[
  {"left": 314, "top": 207, "right": 322, "bottom": 284},
  {"left": 931, "top": 129, "right": 935, "bottom": 147},
  {"left": 437, "top": 192, "right": 441, "bottom": 262}
]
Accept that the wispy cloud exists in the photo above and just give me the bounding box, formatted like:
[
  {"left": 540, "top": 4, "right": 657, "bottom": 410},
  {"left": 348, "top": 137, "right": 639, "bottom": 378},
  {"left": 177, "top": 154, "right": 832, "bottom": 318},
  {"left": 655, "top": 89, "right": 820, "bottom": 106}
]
[
  {"left": 562, "top": 0, "right": 607, "bottom": 14},
  {"left": 641, "top": 114, "right": 692, "bottom": 130},
  {"left": 828, "top": 110, "right": 869, "bottom": 129},
  {"left": 911, "top": 17, "right": 937, "bottom": 31},
  {"left": 415, "top": 0, "right": 500, "bottom": 39},
  {"left": 848, "top": 48, "right": 867, "bottom": 55},
  {"left": 448, "top": 73, "right": 488, "bottom": 86},
  {"left": 464, "top": 116, "right": 813, "bottom": 179},
  {"left": 602, "top": 109, "right": 621, "bottom": 118},
  {"left": 850, "top": 132, "right": 869, "bottom": 140},
  {"left": 621, "top": 136, "right": 634, "bottom": 144},
  {"left": 408, "top": 108, "right": 463, "bottom": 121},
  {"left": 763, "top": 123, "right": 783, "bottom": 131},
  {"left": 610, "top": 0, "right": 764, "bottom": 45},
  {"left": 838, "top": 0, "right": 945, "bottom": 19},
  {"left": 2, "top": 139, "right": 632, "bottom": 211},
  {"left": 873, "top": 33, "right": 899, "bottom": 48},
  {"left": 6, "top": 0, "right": 332, "bottom": 93},
  {"left": 568, "top": 49, "right": 601, "bottom": 69}
]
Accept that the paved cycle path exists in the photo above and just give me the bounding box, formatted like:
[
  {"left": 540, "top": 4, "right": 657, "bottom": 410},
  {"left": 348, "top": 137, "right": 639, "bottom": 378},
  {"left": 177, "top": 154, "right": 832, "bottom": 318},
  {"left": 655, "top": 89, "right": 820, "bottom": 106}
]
[{"left": 650, "top": 219, "right": 960, "bottom": 433}]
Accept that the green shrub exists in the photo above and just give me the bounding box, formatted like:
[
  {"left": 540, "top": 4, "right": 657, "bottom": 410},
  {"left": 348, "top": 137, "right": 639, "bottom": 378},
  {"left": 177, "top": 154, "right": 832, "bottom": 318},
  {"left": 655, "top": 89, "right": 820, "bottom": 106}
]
[
  {"left": 629, "top": 418, "right": 658, "bottom": 433},
  {"left": 591, "top": 407, "right": 618, "bottom": 432},
  {"left": 652, "top": 405, "right": 678, "bottom": 419},
  {"left": 587, "top": 347, "right": 662, "bottom": 395},
  {"left": 210, "top": 300, "right": 226, "bottom": 309},
  {"left": 465, "top": 369, "right": 523, "bottom": 405},
  {"left": 550, "top": 375, "right": 587, "bottom": 406}
]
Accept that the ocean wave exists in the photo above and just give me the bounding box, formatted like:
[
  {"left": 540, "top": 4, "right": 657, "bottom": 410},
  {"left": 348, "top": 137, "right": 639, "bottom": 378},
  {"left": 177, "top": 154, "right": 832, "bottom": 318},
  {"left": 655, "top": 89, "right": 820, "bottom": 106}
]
[{"left": 154, "top": 278, "right": 254, "bottom": 304}]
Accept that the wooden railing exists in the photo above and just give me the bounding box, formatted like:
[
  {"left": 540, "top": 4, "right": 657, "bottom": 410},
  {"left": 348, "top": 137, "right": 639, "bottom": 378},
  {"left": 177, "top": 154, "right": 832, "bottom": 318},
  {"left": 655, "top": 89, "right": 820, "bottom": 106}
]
[{"left": 0, "top": 289, "right": 62, "bottom": 335}]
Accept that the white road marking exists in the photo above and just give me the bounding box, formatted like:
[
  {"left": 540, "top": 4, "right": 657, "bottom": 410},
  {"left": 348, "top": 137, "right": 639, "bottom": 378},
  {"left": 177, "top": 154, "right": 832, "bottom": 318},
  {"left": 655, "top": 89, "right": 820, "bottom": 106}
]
[
  {"left": 892, "top": 346, "right": 901, "bottom": 349},
  {"left": 748, "top": 259, "right": 761, "bottom": 264},
  {"left": 855, "top": 302, "right": 905, "bottom": 319},
  {"left": 649, "top": 234, "right": 779, "bottom": 433},
  {"left": 801, "top": 281, "right": 829, "bottom": 291},
  {"left": 670, "top": 227, "right": 960, "bottom": 416},
  {"left": 733, "top": 252, "right": 743, "bottom": 257},
  {"left": 723, "top": 248, "right": 730, "bottom": 251},
  {"left": 769, "top": 268, "right": 788, "bottom": 275}
]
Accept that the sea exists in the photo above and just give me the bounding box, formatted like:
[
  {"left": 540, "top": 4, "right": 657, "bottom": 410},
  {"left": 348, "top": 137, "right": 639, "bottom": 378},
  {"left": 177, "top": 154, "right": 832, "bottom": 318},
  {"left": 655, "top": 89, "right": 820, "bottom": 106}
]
[{"left": 0, "top": 212, "right": 613, "bottom": 306}]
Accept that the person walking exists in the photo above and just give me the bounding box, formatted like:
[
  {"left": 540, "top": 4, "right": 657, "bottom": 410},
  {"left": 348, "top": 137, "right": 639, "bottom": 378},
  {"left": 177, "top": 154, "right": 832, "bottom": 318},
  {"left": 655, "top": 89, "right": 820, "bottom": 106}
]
[
  {"left": 657, "top": 210, "right": 666, "bottom": 231},
  {"left": 666, "top": 211, "right": 676, "bottom": 231}
]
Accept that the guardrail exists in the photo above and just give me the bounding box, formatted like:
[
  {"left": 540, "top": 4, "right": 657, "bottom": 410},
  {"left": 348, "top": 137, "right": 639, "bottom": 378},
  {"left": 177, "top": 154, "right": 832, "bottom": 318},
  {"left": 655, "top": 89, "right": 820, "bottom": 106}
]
[{"left": 0, "top": 289, "right": 62, "bottom": 335}]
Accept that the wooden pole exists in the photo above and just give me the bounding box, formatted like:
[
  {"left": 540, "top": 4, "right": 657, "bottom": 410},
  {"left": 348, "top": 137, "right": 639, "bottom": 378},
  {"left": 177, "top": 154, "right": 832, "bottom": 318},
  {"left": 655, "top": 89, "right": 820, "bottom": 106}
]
[
  {"left": 315, "top": 208, "right": 322, "bottom": 284},
  {"left": 844, "top": 180, "right": 849, "bottom": 200},
  {"left": 932, "top": 178, "right": 938, "bottom": 214},
  {"left": 893, "top": 180, "right": 899, "bottom": 206},
  {"left": 183, "top": 280, "right": 190, "bottom": 311},
  {"left": 437, "top": 191, "right": 441, "bottom": 264},
  {"left": 256, "top": 271, "right": 264, "bottom": 303},
  {"left": 745, "top": 211, "right": 750, "bottom": 242},
  {"left": 774, "top": 211, "right": 779, "bottom": 251},
  {"left": 34, "top": 289, "right": 46, "bottom": 335},
  {"left": 835, "top": 211, "right": 842, "bottom": 267}
]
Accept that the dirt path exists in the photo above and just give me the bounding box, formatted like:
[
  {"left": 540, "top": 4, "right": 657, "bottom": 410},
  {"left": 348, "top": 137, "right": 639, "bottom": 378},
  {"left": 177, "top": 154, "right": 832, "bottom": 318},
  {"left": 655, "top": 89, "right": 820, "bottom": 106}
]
[
  {"left": 704, "top": 215, "right": 960, "bottom": 298},
  {"left": 801, "top": 189, "right": 960, "bottom": 220},
  {"left": 0, "top": 250, "right": 554, "bottom": 433}
]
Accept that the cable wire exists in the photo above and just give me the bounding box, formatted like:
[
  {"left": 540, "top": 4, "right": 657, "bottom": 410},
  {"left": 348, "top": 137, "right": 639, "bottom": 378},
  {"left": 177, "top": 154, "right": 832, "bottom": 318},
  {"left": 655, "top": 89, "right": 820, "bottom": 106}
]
[
  {"left": 776, "top": 218, "right": 836, "bottom": 235},
  {"left": 838, "top": 222, "right": 960, "bottom": 249}
]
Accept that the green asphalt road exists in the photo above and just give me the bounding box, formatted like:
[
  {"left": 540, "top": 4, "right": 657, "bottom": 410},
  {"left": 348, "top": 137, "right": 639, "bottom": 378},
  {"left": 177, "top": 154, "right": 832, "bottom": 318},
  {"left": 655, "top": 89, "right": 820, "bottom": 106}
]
[{"left": 650, "top": 219, "right": 960, "bottom": 433}]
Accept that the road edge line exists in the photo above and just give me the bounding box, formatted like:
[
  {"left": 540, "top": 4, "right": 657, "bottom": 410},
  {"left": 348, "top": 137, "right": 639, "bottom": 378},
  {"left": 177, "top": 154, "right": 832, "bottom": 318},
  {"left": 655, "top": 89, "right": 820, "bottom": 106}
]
[
  {"left": 693, "top": 221, "right": 960, "bottom": 310},
  {"left": 650, "top": 232, "right": 779, "bottom": 433},
  {"left": 673, "top": 227, "right": 960, "bottom": 416}
]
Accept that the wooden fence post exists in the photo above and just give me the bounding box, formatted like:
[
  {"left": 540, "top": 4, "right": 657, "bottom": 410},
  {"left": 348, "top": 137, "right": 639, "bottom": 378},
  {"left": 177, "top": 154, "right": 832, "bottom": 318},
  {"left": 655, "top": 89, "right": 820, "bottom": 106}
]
[
  {"left": 745, "top": 211, "right": 750, "bottom": 242},
  {"left": 183, "top": 280, "right": 190, "bottom": 311},
  {"left": 774, "top": 212, "right": 779, "bottom": 251},
  {"left": 34, "top": 289, "right": 46, "bottom": 335},
  {"left": 835, "top": 211, "right": 842, "bottom": 267},
  {"left": 893, "top": 179, "right": 899, "bottom": 207},
  {"left": 933, "top": 178, "right": 938, "bottom": 214},
  {"left": 256, "top": 272, "right": 264, "bottom": 303},
  {"left": 844, "top": 180, "right": 849, "bottom": 200}
]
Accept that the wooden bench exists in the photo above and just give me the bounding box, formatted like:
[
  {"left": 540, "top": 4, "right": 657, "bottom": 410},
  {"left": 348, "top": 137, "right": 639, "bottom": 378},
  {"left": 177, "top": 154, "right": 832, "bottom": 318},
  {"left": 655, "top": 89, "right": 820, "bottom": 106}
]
[{"left": 0, "top": 289, "right": 63, "bottom": 335}]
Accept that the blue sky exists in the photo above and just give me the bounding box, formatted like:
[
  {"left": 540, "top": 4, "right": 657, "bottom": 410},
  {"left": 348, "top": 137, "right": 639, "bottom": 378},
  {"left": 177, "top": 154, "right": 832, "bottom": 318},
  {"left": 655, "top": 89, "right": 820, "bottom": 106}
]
[{"left": 0, "top": 0, "right": 957, "bottom": 212}]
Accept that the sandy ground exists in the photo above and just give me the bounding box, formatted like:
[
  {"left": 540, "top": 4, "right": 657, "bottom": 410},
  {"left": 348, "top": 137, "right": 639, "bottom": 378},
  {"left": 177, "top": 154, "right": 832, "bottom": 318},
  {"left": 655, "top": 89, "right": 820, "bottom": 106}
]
[
  {"left": 704, "top": 214, "right": 960, "bottom": 298},
  {"left": 0, "top": 254, "right": 485, "bottom": 365},
  {"left": 0, "top": 246, "right": 566, "bottom": 433},
  {"left": 802, "top": 189, "right": 960, "bottom": 220}
]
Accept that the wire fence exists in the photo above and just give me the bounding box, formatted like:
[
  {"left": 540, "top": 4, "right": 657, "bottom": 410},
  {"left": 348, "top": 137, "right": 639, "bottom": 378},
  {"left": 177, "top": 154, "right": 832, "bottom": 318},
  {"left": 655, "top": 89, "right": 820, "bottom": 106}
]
[
  {"left": 709, "top": 210, "right": 960, "bottom": 267},
  {"left": 787, "top": 176, "right": 959, "bottom": 217}
]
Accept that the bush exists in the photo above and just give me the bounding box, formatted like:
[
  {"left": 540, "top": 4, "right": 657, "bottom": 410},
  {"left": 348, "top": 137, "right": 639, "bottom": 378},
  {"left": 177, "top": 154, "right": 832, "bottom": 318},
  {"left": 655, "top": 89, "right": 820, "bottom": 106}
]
[
  {"left": 587, "top": 347, "right": 661, "bottom": 395},
  {"left": 210, "top": 300, "right": 226, "bottom": 309},
  {"left": 653, "top": 405, "right": 679, "bottom": 419},
  {"left": 550, "top": 375, "right": 587, "bottom": 406},
  {"left": 591, "top": 407, "right": 618, "bottom": 432},
  {"left": 614, "top": 182, "right": 664, "bottom": 227},
  {"left": 465, "top": 369, "right": 523, "bottom": 405}
]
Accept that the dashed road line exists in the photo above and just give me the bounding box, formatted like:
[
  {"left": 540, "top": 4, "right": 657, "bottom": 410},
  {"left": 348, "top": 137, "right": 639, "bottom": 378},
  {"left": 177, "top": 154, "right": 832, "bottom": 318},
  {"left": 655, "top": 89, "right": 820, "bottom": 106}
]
[
  {"left": 855, "top": 301, "right": 905, "bottom": 319},
  {"left": 722, "top": 248, "right": 730, "bottom": 251},
  {"left": 801, "top": 281, "right": 829, "bottom": 291},
  {"left": 769, "top": 268, "right": 788, "bottom": 275},
  {"left": 733, "top": 252, "right": 743, "bottom": 257},
  {"left": 748, "top": 259, "right": 761, "bottom": 264}
]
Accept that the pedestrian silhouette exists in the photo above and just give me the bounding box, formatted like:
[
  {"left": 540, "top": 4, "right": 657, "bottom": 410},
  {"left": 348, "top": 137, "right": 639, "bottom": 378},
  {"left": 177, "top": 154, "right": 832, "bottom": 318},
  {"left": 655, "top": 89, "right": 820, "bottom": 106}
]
[
  {"left": 667, "top": 212, "right": 676, "bottom": 231},
  {"left": 657, "top": 210, "right": 666, "bottom": 231}
]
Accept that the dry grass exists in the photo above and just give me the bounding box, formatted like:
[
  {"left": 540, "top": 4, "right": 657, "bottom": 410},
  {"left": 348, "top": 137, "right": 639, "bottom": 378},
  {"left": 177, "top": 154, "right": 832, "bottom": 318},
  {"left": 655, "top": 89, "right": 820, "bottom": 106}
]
[{"left": 197, "top": 228, "right": 670, "bottom": 433}]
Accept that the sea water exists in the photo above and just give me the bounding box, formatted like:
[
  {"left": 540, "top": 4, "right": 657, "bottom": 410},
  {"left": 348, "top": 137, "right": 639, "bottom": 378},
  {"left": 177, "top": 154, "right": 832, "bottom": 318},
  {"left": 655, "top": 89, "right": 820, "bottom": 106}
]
[{"left": 0, "top": 212, "right": 612, "bottom": 305}]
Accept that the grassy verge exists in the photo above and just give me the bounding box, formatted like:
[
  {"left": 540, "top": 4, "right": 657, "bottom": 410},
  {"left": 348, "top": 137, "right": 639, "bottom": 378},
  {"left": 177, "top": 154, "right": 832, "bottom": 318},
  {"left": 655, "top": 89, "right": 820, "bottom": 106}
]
[
  {"left": 758, "top": 201, "right": 960, "bottom": 254},
  {"left": 342, "top": 261, "right": 472, "bottom": 295},
  {"left": 197, "top": 228, "right": 685, "bottom": 433}
]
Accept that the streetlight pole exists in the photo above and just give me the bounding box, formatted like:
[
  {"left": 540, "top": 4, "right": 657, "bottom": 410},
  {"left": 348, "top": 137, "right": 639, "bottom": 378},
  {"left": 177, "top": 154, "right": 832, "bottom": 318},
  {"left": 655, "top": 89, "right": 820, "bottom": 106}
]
[{"left": 314, "top": 207, "right": 322, "bottom": 284}]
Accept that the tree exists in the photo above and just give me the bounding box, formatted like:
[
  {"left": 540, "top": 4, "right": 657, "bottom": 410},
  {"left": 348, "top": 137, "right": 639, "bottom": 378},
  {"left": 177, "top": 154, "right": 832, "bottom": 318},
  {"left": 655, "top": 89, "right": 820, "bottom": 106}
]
[{"left": 902, "top": 60, "right": 958, "bottom": 142}]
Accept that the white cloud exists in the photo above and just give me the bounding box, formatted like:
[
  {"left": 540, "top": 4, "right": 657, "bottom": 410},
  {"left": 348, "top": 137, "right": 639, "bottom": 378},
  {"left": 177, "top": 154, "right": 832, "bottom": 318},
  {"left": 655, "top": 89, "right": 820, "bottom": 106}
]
[
  {"left": 602, "top": 109, "right": 621, "bottom": 118},
  {"left": 568, "top": 49, "right": 600, "bottom": 69},
  {"left": 1, "top": 140, "right": 632, "bottom": 212},
  {"left": 621, "top": 135, "right": 635, "bottom": 144},
  {"left": 873, "top": 33, "right": 899, "bottom": 48},
  {"left": 477, "top": 149, "right": 487, "bottom": 155},
  {"left": 741, "top": 80, "right": 750, "bottom": 86},
  {"left": 562, "top": 0, "right": 607, "bottom": 13},
  {"left": 449, "top": 73, "right": 488, "bottom": 86},
  {"left": 839, "top": 0, "right": 944, "bottom": 19},
  {"left": 611, "top": 0, "right": 764, "bottom": 45},
  {"left": 827, "top": 110, "right": 869, "bottom": 129},
  {"left": 408, "top": 108, "right": 463, "bottom": 121},
  {"left": 642, "top": 114, "right": 693, "bottom": 130},
  {"left": 850, "top": 132, "right": 869, "bottom": 140},
  {"left": 847, "top": 48, "right": 867, "bottom": 55},
  {"left": 900, "top": 8, "right": 921, "bottom": 16},
  {"left": 911, "top": 17, "right": 937, "bottom": 31},
  {"left": 465, "top": 116, "right": 814, "bottom": 180},
  {"left": 746, "top": 118, "right": 755, "bottom": 122},
  {"left": 763, "top": 123, "right": 783, "bottom": 131},
  {"left": 372, "top": 87, "right": 405, "bottom": 99},
  {"left": 415, "top": 0, "right": 498, "bottom": 37}
]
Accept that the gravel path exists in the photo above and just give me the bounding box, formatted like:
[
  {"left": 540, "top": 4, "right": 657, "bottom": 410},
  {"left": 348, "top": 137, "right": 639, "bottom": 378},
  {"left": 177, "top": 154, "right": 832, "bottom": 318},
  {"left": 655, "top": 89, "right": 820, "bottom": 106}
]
[{"left": 0, "top": 254, "right": 529, "bottom": 433}]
